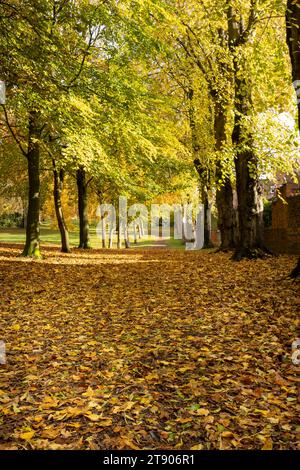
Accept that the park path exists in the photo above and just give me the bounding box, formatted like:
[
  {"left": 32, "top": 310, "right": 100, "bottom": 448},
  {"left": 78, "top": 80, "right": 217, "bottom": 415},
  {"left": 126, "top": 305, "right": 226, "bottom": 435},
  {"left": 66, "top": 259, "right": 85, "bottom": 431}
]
[{"left": 136, "top": 236, "right": 170, "bottom": 248}]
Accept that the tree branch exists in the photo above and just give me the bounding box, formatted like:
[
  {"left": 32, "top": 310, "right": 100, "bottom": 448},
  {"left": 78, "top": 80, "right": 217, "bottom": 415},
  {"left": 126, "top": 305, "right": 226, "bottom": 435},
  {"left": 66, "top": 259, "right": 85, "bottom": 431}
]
[
  {"left": 1, "top": 104, "right": 27, "bottom": 157},
  {"left": 240, "top": 0, "right": 259, "bottom": 44}
]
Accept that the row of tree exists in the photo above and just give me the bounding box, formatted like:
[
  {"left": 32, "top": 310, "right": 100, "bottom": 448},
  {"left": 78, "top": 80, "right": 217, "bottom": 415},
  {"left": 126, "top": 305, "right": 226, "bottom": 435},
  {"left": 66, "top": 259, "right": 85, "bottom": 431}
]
[
  {"left": 0, "top": 0, "right": 192, "bottom": 256},
  {"left": 0, "top": 0, "right": 299, "bottom": 273},
  {"left": 164, "top": 0, "right": 299, "bottom": 261}
]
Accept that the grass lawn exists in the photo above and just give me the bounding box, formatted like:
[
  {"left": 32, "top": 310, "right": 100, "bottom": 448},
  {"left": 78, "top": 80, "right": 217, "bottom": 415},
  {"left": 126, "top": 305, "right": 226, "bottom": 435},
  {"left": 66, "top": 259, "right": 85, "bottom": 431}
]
[{"left": 0, "top": 226, "right": 187, "bottom": 250}]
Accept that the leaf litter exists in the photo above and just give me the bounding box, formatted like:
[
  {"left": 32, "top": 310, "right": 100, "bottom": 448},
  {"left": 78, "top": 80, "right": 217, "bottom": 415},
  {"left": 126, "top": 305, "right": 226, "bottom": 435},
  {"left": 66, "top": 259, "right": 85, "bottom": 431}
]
[{"left": 0, "top": 244, "right": 299, "bottom": 450}]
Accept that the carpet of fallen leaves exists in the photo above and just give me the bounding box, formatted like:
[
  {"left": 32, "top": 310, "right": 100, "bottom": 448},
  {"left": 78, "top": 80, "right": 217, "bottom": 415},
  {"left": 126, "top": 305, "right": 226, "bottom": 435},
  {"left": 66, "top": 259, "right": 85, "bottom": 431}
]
[{"left": 0, "top": 243, "right": 299, "bottom": 450}]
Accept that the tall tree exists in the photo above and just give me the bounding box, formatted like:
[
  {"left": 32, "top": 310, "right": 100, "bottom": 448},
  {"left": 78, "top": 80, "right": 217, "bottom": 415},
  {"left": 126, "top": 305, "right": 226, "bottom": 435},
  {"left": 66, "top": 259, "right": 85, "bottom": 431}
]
[
  {"left": 53, "top": 162, "right": 70, "bottom": 253},
  {"left": 186, "top": 81, "right": 214, "bottom": 248},
  {"left": 227, "top": 1, "right": 266, "bottom": 259},
  {"left": 0, "top": 0, "right": 98, "bottom": 256},
  {"left": 287, "top": 0, "right": 300, "bottom": 278},
  {"left": 76, "top": 167, "right": 91, "bottom": 250},
  {"left": 174, "top": 8, "right": 237, "bottom": 251},
  {"left": 22, "top": 111, "right": 42, "bottom": 258}
]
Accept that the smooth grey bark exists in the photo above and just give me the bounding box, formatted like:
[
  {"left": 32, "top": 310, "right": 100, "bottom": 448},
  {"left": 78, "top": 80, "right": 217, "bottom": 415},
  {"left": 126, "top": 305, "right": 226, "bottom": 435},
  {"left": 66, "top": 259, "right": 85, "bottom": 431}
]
[
  {"left": 213, "top": 99, "right": 238, "bottom": 250},
  {"left": 53, "top": 167, "right": 70, "bottom": 253},
  {"left": 76, "top": 167, "right": 90, "bottom": 249},
  {"left": 187, "top": 87, "right": 214, "bottom": 249},
  {"left": 22, "top": 111, "right": 42, "bottom": 258},
  {"left": 194, "top": 158, "right": 214, "bottom": 249},
  {"left": 100, "top": 208, "right": 106, "bottom": 249}
]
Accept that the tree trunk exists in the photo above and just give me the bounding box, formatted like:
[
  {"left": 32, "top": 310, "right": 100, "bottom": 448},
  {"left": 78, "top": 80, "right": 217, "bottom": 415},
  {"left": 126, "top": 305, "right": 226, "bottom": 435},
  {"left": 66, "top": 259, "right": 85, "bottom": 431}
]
[
  {"left": 109, "top": 221, "right": 114, "bottom": 248},
  {"left": 138, "top": 218, "right": 143, "bottom": 239},
  {"left": 101, "top": 210, "right": 106, "bottom": 248},
  {"left": 22, "top": 202, "right": 27, "bottom": 229},
  {"left": 213, "top": 100, "right": 237, "bottom": 250},
  {"left": 194, "top": 158, "right": 213, "bottom": 249},
  {"left": 76, "top": 167, "right": 90, "bottom": 249},
  {"left": 109, "top": 233, "right": 113, "bottom": 248},
  {"left": 287, "top": 0, "right": 300, "bottom": 278},
  {"left": 22, "top": 111, "right": 41, "bottom": 258},
  {"left": 227, "top": 9, "right": 266, "bottom": 260},
  {"left": 231, "top": 72, "right": 265, "bottom": 259},
  {"left": 287, "top": 0, "right": 300, "bottom": 128},
  {"left": 117, "top": 224, "right": 121, "bottom": 249},
  {"left": 188, "top": 87, "right": 214, "bottom": 249},
  {"left": 216, "top": 174, "right": 238, "bottom": 250},
  {"left": 201, "top": 186, "right": 214, "bottom": 249},
  {"left": 124, "top": 223, "right": 130, "bottom": 249},
  {"left": 133, "top": 223, "right": 138, "bottom": 244},
  {"left": 290, "top": 257, "right": 300, "bottom": 279},
  {"left": 233, "top": 142, "right": 264, "bottom": 260},
  {"left": 53, "top": 167, "right": 70, "bottom": 253},
  {"left": 97, "top": 192, "right": 107, "bottom": 248}
]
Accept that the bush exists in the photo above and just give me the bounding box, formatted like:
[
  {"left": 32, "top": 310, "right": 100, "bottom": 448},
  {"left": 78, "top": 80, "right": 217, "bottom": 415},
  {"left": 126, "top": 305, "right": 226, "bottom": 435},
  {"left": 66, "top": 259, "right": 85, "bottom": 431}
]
[
  {"left": 0, "top": 212, "right": 24, "bottom": 228},
  {"left": 263, "top": 201, "right": 272, "bottom": 228}
]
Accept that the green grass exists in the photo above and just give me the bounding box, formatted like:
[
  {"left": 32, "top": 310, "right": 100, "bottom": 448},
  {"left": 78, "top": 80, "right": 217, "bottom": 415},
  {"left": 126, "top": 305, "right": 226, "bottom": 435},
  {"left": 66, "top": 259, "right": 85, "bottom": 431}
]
[
  {"left": 0, "top": 226, "right": 101, "bottom": 248},
  {"left": 166, "top": 237, "right": 185, "bottom": 250},
  {"left": 0, "top": 226, "right": 185, "bottom": 250}
]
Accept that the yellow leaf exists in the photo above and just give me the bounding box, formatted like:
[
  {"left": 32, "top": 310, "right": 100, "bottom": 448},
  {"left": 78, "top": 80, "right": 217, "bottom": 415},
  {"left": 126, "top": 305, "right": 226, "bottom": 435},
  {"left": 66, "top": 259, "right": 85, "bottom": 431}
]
[
  {"left": 268, "top": 417, "right": 279, "bottom": 424},
  {"left": 112, "top": 401, "right": 135, "bottom": 413},
  {"left": 41, "top": 429, "right": 60, "bottom": 439},
  {"left": 262, "top": 438, "right": 273, "bottom": 450},
  {"left": 281, "top": 424, "right": 291, "bottom": 431},
  {"left": 221, "top": 431, "right": 234, "bottom": 438},
  {"left": 33, "top": 415, "right": 43, "bottom": 423},
  {"left": 84, "top": 413, "right": 101, "bottom": 421},
  {"left": 25, "top": 375, "right": 39, "bottom": 381},
  {"left": 20, "top": 430, "right": 35, "bottom": 441},
  {"left": 47, "top": 443, "right": 66, "bottom": 450},
  {"left": 72, "top": 375, "right": 81, "bottom": 381},
  {"left": 140, "top": 397, "right": 152, "bottom": 405},
  {"left": 196, "top": 408, "right": 210, "bottom": 416},
  {"left": 178, "top": 365, "right": 195, "bottom": 372},
  {"left": 12, "top": 324, "right": 20, "bottom": 331},
  {"left": 66, "top": 407, "right": 83, "bottom": 417},
  {"left": 84, "top": 413, "right": 112, "bottom": 426},
  {"left": 66, "top": 422, "right": 81, "bottom": 428},
  {"left": 254, "top": 409, "right": 269, "bottom": 416},
  {"left": 82, "top": 387, "right": 94, "bottom": 398},
  {"left": 98, "top": 419, "right": 113, "bottom": 427},
  {"left": 60, "top": 429, "right": 72, "bottom": 438},
  {"left": 40, "top": 396, "right": 58, "bottom": 409},
  {"left": 191, "top": 444, "right": 204, "bottom": 450},
  {"left": 120, "top": 438, "right": 140, "bottom": 450},
  {"left": 176, "top": 417, "right": 193, "bottom": 423},
  {"left": 145, "top": 372, "right": 159, "bottom": 381}
]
